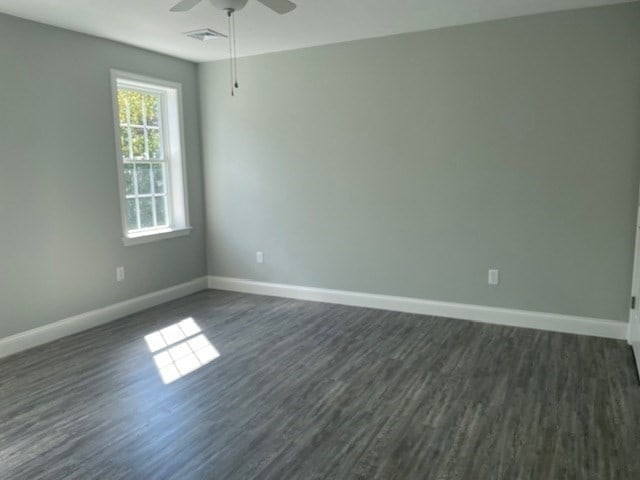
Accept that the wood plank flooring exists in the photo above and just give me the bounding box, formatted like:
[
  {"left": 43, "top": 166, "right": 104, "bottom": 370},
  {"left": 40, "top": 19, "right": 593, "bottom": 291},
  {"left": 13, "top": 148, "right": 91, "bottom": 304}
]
[{"left": 1, "top": 290, "right": 639, "bottom": 479}]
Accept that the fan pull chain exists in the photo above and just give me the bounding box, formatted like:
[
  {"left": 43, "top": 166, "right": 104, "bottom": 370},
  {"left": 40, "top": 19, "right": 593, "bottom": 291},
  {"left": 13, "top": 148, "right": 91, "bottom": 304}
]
[
  {"left": 227, "top": 9, "right": 239, "bottom": 97},
  {"left": 227, "top": 10, "right": 234, "bottom": 96},
  {"left": 232, "top": 12, "right": 239, "bottom": 89}
]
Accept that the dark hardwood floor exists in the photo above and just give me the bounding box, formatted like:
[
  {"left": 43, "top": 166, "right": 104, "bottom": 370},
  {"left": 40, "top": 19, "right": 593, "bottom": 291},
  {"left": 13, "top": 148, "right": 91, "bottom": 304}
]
[{"left": 1, "top": 290, "right": 639, "bottom": 479}]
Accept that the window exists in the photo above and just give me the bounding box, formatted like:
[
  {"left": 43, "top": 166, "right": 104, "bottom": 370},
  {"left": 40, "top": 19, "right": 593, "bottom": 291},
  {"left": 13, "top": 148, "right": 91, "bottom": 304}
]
[{"left": 111, "top": 71, "right": 190, "bottom": 246}]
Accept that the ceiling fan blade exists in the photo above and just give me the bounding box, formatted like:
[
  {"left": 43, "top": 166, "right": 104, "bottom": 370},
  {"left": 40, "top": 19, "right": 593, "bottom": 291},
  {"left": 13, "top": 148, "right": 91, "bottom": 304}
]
[
  {"left": 255, "top": 0, "right": 297, "bottom": 14},
  {"left": 170, "top": 0, "right": 203, "bottom": 12}
]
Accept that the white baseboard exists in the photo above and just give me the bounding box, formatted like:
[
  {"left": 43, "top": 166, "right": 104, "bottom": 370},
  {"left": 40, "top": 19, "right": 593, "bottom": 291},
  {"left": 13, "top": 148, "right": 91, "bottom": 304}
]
[
  {"left": 0, "top": 277, "right": 208, "bottom": 360},
  {"left": 208, "top": 276, "right": 628, "bottom": 340},
  {"left": 629, "top": 316, "right": 640, "bottom": 380},
  {"left": 1, "top": 275, "right": 628, "bottom": 361},
  {"left": 632, "top": 342, "right": 640, "bottom": 381},
  {"left": 629, "top": 316, "right": 640, "bottom": 345}
]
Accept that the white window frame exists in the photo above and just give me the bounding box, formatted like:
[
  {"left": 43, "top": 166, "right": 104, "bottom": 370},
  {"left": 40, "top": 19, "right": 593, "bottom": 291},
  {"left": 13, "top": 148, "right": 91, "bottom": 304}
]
[{"left": 110, "top": 70, "right": 191, "bottom": 246}]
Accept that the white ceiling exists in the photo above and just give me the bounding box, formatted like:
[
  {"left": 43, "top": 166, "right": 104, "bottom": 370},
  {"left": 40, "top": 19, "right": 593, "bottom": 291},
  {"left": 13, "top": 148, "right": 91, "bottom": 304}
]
[{"left": 0, "top": 0, "right": 633, "bottom": 62}]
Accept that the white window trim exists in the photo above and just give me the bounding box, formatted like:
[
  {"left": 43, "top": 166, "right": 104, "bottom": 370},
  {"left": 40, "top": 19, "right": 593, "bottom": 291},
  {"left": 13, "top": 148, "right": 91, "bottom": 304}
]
[
  {"left": 110, "top": 69, "right": 191, "bottom": 247},
  {"left": 124, "top": 226, "right": 192, "bottom": 246}
]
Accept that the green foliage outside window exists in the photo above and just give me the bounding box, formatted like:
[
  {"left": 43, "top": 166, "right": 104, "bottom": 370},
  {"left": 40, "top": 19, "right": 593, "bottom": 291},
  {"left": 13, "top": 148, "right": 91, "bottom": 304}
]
[{"left": 118, "top": 89, "right": 162, "bottom": 160}]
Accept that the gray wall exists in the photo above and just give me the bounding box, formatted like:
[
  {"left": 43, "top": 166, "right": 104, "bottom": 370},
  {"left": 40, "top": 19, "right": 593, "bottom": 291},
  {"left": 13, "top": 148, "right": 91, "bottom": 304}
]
[
  {"left": 200, "top": 3, "right": 640, "bottom": 322},
  {"left": 0, "top": 14, "right": 206, "bottom": 338}
]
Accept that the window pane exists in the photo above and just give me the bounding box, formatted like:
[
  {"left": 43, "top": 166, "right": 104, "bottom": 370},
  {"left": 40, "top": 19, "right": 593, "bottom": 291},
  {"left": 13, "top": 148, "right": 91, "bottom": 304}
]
[
  {"left": 145, "top": 94, "right": 161, "bottom": 127},
  {"left": 123, "top": 164, "right": 135, "bottom": 195},
  {"left": 152, "top": 164, "right": 165, "bottom": 193},
  {"left": 139, "top": 198, "right": 154, "bottom": 228},
  {"left": 148, "top": 129, "right": 163, "bottom": 160},
  {"left": 125, "top": 90, "right": 144, "bottom": 125},
  {"left": 126, "top": 199, "right": 138, "bottom": 230},
  {"left": 117, "top": 91, "right": 128, "bottom": 124},
  {"left": 119, "top": 127, "right": 130, "bottom": 158},
  {"left": 136, "top": 164, "right": 151, "bottom": 194},
  {"left": 131, "top": 128, "right": 146, "bottom": 158},
  {"left": 155, "top": 196, "right": 167, "bottom": 226}
]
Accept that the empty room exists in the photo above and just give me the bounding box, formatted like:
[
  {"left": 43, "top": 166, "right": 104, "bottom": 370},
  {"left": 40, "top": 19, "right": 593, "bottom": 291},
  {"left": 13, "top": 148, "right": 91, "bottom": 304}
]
[{"left": 1, "top": 0, "right": 640, "bottom": 478}]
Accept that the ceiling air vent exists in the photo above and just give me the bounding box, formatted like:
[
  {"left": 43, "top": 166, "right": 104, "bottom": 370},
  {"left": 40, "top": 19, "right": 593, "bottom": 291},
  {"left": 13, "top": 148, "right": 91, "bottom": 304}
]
[{"left": 184, "top": 28, "right": 227, "bottom": 41}]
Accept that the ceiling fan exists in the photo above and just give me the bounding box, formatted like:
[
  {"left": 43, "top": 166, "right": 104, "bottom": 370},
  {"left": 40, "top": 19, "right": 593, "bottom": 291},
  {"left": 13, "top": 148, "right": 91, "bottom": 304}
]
[
  {"left": 170, "top": 0, "right": 297, "bottom": 15},
  {"left": 170, "top": 0, "right": 297, "bottom": 96}
]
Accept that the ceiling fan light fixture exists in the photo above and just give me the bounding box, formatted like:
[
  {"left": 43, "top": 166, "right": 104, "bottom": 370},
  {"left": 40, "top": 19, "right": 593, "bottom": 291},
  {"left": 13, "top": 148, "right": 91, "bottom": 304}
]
[
  {"left": 170, "top": 0, "right": 297, "bottom": 96},
  {"left": 171, "top": 0, "right": 296, "bottom": 15},
  {"left": 210, "top": 0, "right": 249, "bottom": 13}
]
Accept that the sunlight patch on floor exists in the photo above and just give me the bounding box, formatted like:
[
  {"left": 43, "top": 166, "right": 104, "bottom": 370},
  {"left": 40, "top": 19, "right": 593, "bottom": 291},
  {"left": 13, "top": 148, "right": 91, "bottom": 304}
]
[{"left": 144, "top": 318, "right": 219, "bottom": 384}]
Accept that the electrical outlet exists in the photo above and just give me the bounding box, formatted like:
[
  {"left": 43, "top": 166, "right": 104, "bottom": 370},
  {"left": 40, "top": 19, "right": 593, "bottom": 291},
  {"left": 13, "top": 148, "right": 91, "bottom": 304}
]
[
  {"left": 116, "top": 266, "right": 125, "bottom": 282},
  {"left": 488, "top": 269, "right": 499, "bottom": 286},
  {"left": 256, "top": 251, "right": 264, "bottom": 264}
]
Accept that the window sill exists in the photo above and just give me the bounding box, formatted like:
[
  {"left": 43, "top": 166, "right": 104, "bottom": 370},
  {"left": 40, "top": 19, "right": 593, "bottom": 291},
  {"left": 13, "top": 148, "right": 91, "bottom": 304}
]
[{"left": 122, "top": 227, "right": 192, "bottom": 247}]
